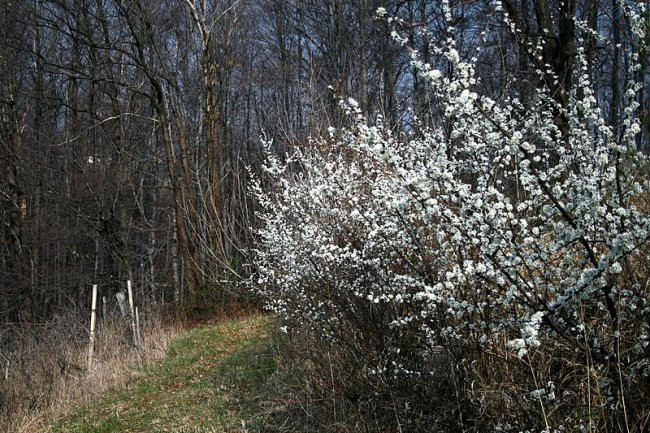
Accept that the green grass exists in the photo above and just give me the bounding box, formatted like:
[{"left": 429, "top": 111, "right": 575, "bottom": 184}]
[{"left": 52, "top": 314, "right": 276, "bottom": 433}]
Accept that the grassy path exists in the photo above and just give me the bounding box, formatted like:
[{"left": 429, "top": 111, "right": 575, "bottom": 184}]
[{"left": 52, "top": 314, "right": 275, "bottom": 433}]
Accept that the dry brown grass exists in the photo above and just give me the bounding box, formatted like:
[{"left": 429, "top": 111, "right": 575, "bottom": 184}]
[{"left": 0, "top": 309, "right": 187, "bottom": 433}]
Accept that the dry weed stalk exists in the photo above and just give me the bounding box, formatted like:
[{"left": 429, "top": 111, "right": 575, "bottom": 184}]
[{"left": 0, "top": 309, "right": 185, "bottom": 433}]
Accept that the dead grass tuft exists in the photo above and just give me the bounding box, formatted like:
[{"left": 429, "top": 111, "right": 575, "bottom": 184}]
[{"left": 0, "top": 309, "right": 186, "bottom": 433}]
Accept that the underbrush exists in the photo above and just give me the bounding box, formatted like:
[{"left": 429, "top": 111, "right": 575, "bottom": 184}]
[
  {"left": 260, "top": 312, "right": 650, "bottom": 432},
  {"left": 0, "top": 307, "right": 184, "bottom": 433}
]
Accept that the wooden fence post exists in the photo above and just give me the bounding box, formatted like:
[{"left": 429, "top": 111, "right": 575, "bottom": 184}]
[
  {"left": 127, "top": 280, "right": 139, "bottom": 347},
  {"left": 87, "top": 284, "right": 98, "bottom": 370}
]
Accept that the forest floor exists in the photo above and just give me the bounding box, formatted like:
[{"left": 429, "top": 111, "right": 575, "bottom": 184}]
[{"left": 50, "top": 314, "right": 277, "bottom": 433}]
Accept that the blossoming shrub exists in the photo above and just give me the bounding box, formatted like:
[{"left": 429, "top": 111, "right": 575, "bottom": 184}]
[{"left": 251, "top": 8, "right": 650, "bottom": 432}]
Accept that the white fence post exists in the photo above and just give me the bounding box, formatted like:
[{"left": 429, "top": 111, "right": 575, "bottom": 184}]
[
  {"left": 87, "top": 284, "right": 98, "bottom": 370},
  {"left": 127, "top": 280, "right": 139, "bottom": 347}
]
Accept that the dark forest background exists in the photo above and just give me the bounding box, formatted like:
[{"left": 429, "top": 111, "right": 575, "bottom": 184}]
[{"left": 1, "top": 0, "right": 647, "bottom": 323}]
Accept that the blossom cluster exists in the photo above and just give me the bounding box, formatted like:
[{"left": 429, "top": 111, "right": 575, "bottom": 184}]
[{"left": 250, "top": 5, "right": 650, "bottom": 429}]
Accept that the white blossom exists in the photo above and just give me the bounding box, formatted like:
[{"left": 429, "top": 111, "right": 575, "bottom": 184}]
[{"left": 249, "top": 8, "right": 650, "bottom": 429}]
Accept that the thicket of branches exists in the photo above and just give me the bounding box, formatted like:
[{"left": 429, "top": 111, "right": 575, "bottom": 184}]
[
  {"left": 0, "top": 0, "right": 426, "bottom": 320},
  {"left": 252, "top": 2, "right": 650, "bottom": 431},
  {"left": 2, "top": 0, "right": 647, "bottom": 317},
  {"left": 2, "top": 1, "right": 650, "bottom": 429}
]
